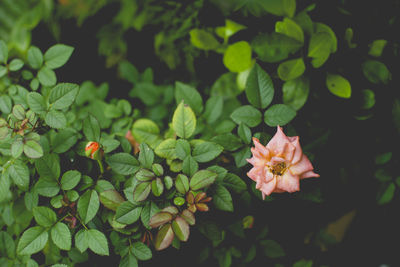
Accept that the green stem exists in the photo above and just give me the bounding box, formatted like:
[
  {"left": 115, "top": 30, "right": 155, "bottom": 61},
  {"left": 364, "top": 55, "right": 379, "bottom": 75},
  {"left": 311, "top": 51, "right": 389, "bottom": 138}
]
[{"left": 97, "top": 159, "right": 104, "bottom": 174}]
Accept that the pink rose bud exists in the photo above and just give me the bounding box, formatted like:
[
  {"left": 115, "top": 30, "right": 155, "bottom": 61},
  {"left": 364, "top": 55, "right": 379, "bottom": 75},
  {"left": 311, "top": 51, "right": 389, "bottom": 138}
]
[
  {"left": 85, "top": 141, "right": 103, "bottom": 160},
  {"left": 247, "top": 126, "right": 319, "bottom": 199}
]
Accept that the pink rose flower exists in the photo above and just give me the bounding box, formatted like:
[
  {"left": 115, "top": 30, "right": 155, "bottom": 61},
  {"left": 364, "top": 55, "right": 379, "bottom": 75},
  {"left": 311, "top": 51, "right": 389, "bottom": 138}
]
[{"left": 247, "top": 126, "right": 319, "bottom": 199}]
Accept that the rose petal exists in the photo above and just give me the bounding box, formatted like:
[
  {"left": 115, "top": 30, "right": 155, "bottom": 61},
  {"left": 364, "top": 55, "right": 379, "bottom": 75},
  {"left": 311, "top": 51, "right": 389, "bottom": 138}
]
[
  {"left": 289, "top": 136, "right": 303, "bottom": 164},
  {"left": 266, "top": 126, "right": 295, "bottom": 161},
  {"left": 253, "top": 137, "right": 270, "bottom": 158},
  {"left": 289, "top": 154, "right": 314, "bottom": 175},
  {"left": 276, "top": 172, "right": 300, "bottom": 193},
  {"left": 259, "top": 177, "right": 277, "bottom": 197},
  {"left": 300, "top": 170, "right": 320, "bottom": 179}
]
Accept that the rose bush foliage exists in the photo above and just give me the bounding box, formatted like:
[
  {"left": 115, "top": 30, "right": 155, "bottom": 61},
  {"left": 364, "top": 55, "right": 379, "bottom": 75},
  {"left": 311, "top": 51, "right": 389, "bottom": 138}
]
[{"left": 0, "top": 0, "right": 398, "bottom": 267}]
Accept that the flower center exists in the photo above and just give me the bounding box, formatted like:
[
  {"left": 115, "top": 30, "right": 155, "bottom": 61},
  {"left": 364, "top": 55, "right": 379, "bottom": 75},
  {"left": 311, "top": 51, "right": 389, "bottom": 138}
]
[{"left": 270, "top": 162, "right": 287, "bottom": 176}]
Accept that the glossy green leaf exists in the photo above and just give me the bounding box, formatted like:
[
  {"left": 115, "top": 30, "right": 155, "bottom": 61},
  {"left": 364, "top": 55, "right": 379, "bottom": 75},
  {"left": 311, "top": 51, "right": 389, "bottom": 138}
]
[
  {"left": 51, "top": 222, "right": 71, "bottom": 250},
  {"left": 115, "top": 201, "right": 142, "bottom": 224},
  {"left": 213, "top": 184, "right": 233, "bottom": 212},
  {"left": 131, "top": 119, "right": 161, "bottom": 148},
  {"left": 192, "top": 141, "right": 223, "bottom": 163},
  {"left": 33, "top": 206, "right": 57, "bottom": 227},
  {"left": 231, "top": 105, "right": 262, "bottom": 127},
  {"left": 106, "top": 153, "right": 140, "bottom": 175},
  {"left": 17, "top": 226, "right": 48, "bottom": 255},
  {"left": 223, "top": 41, "right": 252, "bottom": 73},
  {"left": 275, "top": 18, "right": 304, "bottom": 43},
  {"left": 264, "top": 104, "right": 296, "bottom": 126},
  {"left": 60, "top": 170, "right": 81, "bottom": 190},
  {"left": 77, "top": 190, "right": 100, "bottom": 224},
  {"left": 175, "top": 174, "right": 190, "bottom": 194},
  {"left": 278, "top": 58, "right": 305, "bottom": 81},
  {"left": 175, "top": 82, "right": 203, "bottom": 115},
  {"left": 100, "top": 189, "right": 125, "bottom": 211},
  {"left": 155, "top": 139, "right": 177, "bottom": 159},
  {"left": 44, "top": 44, "right": 74, "bottom": 69},
  {"left": 49, "top": 83, "right": 79, "bottom": 110},
  {"left": 190, "top": 170, "right": 217, "bottom": 191},
  {"left": 173, "top": 103, "right": 197, "bottom": 139},
  {"left": 245, "top": 64, "right": 274, "bottom": 109},
  {"left": 133, "top": 182, "right": 151, "bottom": 202},
  {"left": 172, "top": 217, "right": 189, "bottom": 242},
  {"left": 132, "top": 242, "right": 152, "bottom": 260}
]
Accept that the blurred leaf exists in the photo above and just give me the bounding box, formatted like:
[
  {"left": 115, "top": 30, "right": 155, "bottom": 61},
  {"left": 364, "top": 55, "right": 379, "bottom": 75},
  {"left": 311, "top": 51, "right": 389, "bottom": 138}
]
[
  {"left": 260, "top": 239, "right": 285, "bottom": 258},
  {"left": 223, "top": 41, "right": 253, "bottom": 73},
  {"left": 275, "top": 18, "right": 304, "bottom": 43},
  {"left": 282, "top": 77, "right": 310, "bottom": 110},
  {"left": 308, "top": 32, "right": 332, "bottom": 68},
  {"left": 190, "top": 29, "right": 220, "bottom": 50},
  {"left": 375, "top": 152, "right": 392, "bottom": 165},
  {"left": 362, "top": 60, "right": 391, "bottom": 84},
  {"left": 44, "top": 44, "right": 74, "bottom": 69},
  {"left": 314, "top": 23, "right": 337, "bottom": 52},
  {"left": 175, "top": 82, "right": 203, "bottom": 115},
  {"left": 377, "top": 183, "right": 395, "bottom": 205},
  {"left": 326, "top": 74, "right": 351, "bottom": 98},
  {"left": 203, "top": 95, "right": 224, "bottom": 124},
  {"left": 278, "top": 58, "right": 305, "bottom": 81},
  {"left": 213, "top": 184, "right": 233, "bottom": 212},
  {"left": 360, "top": 89, "right": 375, "bottom": 109},
  {"left": 231, "top": 105, "right": 262, "bottom": 127},
  {"left": 368, "top": 40, "right": 387, "bottom": 57},
  {"left": 211, "top": 133, "right": 242, "bottom": 152}
]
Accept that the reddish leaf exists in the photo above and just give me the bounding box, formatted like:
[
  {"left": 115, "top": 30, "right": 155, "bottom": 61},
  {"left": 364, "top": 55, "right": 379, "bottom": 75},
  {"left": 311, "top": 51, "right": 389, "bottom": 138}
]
[
  {"left": 149, "top": 212, "right": 173, "bottom": 228},
  {"left": 161, "top": 206, "right": 179, "bottom": 215},
  {"left": 180, "top": 209, "right": 195, "bottom": 226},
  {"left": 172, "top": 217, "right": 190, "bottom": 242},
  {"left": 154, "top": 224, "right": 174, "bottom": 251}
]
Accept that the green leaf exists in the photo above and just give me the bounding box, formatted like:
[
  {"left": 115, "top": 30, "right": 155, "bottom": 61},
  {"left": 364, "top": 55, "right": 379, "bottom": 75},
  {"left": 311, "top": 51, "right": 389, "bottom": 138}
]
[
  {"left": 172, "top": 102, "right": 196, "bottom": 139},
  {"left": 368, "top": 39, "right": 387, "bottom": 57},
  {"left": 175, "top": 82, "right": 203, "bottom": 115},
  {"left": 49, "top": 83, "right": 79, "bottom": 110},
  {"left": 132, "top": 242, "right": 152, "bottom": 260},
  {"left": 0, "top": 95, "right": 12, "bottom": 114},
  {"left": 213, "top": 184, "right": 233, "bottom": 212},
  {"left": 192, "top": 141, "right": 223, "bottom": 163},
  {"left": 87, "top": 229, "right": 109, "bottom": 256},
  {"left": 152, "top": 178, "right": 164, "bottom": 197},
  {"left": 308, "top": 32, "right": 332, "bottom": 68},
  {"left": 120, "top": 253, "right": 138, "bottom": 267},
  {"left": 9, "top": 161, "right": 29, "bottom": 190},
  {"left": 44, "top": 44, "right": 74, "bottom": 69},
  {"left": 252, "top": 32, "right": 302, "bottom": 63},
  {"left": 83, "top": 114, "right": 100, "bottom": 142},
  {"left": 245, "top": 64, "right": 274, "bottom": 109},
  {"left": 172, "top": 217, "right": 190, "bottom": 242},
  {"left": 27, "top": 46, "right": 44, "bottom": 69},
  {"left": 176, "top": 174, "right": 190, "bottom": 194},
  {"left": 190, "top": 170, "right": 217, "bottom": 191},
  {"left": 211, "top": 133, "right": 243, "bottom": 151},
  {"left": 282, "top": 77, "right": 310, "bottom": 110},
  {"left": 118, "top": 61, "right": 139, "bottom": 84},
  {"left": 141, "top": 201, "right": 160, "bottom": 229},
  {"left": 51, "top": 222, "right": 71, "bottom": 250},
  {"left": 234, "top": 147, "right": 252, "bottom": 168},
  {"left": 99, "top": 189, "right": 125, "bottom": 211},
  {"left": 115, "top": 201, "right": 142, "bottom": 224},
  {"left": 0, "top": 232, "right": 15, "bottom": 258},
  {"left": 216, "top": 19, "right": 247, "bottom": 39},
  {"left": 315, "top": 23, "right": 337, "bottom": 53},
  {"left": 203, "top": 95, "right": 224, "bottom": 124},
  {"left": 0, "top": 40, "right": 8, "bottom": 63},
  {"left": 106, "top": 153, "right": 140, "bottom": 175},
  {"left": 75, "top": 230, "right": 89, "bottom": 253},
  {"left": 9, "top": 59, "right": 24, "bottom": 71},
  {"left": 24, "top": 139, "right": 43, "bottom": 158},
  {"left": 293, "top": 259, "right": 313, "bottom": 267},
  {"left": 221, "top": 173, "right": 246, "bottom": 193},
  {"left": 360, "top": 89, "right": 375, "bottom": 109},
  {"left": 27, "top": 92, "right": 47, "bottom": 114},
  {"left": 223, "top": 41, "right": 253, "bottom": 73},
  {"left": 154, "top": 224, "right": 174, "bottom": 251},
  {"left": 155, "top": 139, "right": 177, "bottom": 160},
  {"left": 182, "top": 156, "right": 199, "bottom": 177},
  {"left": 33, "top": 206, "right": 57, "bottom": 227},
  {"left": 190, "top": 29, "right": 220, "bottom": 50},
  {"left": 375, "top": 152, "right": 392, "bottom": 165},
  {"left": 35, "top": 179, "right": 60, "bottom": 197},
  {"left": 77, "top": 190, "right": 100, "bottom": 224},
  {"left": 35, "top": 153, "right": 60, "bottom": 180},
  {"left": 230, "top": 105, "right": 262, "bottom": 127},
  {"left": 362, "top": 60, "right": 391, "bottom": 84},
  {"left": 12, "top": 104, "right": 25, "bottom": 120},
  {"left": 38, "top": 66, "right": 57, "bottom": 87},
  {"left": 326, "top": 74, "right": 352, "bottom": 98},
  {"left": 17, "top": 226, "right": 48, "bottom": 255},
  {"left": 260, "top": 239, "right": 285, "bottom": 258},
  {"left": 264, "top": 104, "right": 296, "bottom": 126},
  {"left": 377, "top": 183, "right": 395, "bottom": 205},
  {"left": 139, "top": 143, "right": 154, "bottom": 169},
  {"left": 278, "top": 58, "right": 305, "bottom": 81},
  {"left": 45, "top": 110, "right": 67, "bottom": 129},
  {"left": 0, "top": 65, "right": 7, "bottom": 78},
  {"left": 51, "top": 128, "right": 78, "bottom": 153},
  {"left": 133, "top": 182, "right": 151, "bottom": 202},
  {"left": 11, "top": 138, "right": 24, "bottom": 158},
  {"left": 275, "top": 18, "right": 304, "bottom": 43},
  {"left": 238, "top": 123, "right": 251, "bottom": 144},
  {"left": 60, "top": 170, "right": 81, "bottom": 190},
  {"left": 176, "top": 139, "right": 191, "bottom": 160},
  {"left": 131, "top": 119, "right": 160, "bottom": 148}
]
